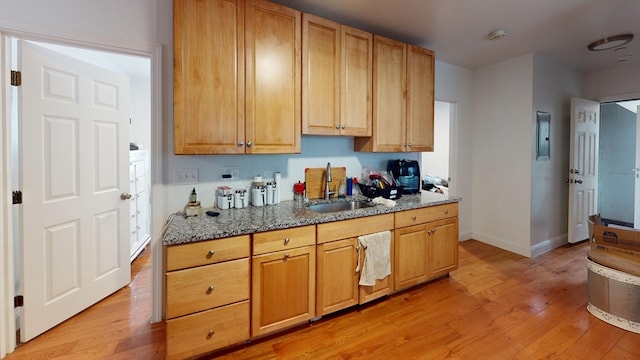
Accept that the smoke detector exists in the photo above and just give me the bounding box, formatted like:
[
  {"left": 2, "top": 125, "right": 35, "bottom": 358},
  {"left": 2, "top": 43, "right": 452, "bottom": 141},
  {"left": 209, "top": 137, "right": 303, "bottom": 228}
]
[{"left": 488, "top": 29, "right": 507, "bottom": 41}]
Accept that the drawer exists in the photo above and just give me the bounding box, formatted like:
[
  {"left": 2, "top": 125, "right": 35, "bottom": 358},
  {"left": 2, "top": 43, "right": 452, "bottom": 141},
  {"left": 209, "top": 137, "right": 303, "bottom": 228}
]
[
  {"left": 253, "top": 225, "right": 315, "bottom": 255},
  {"left": 166, "top": 300, "right": 250, "bottom": 360},
  {"left": 317, "top": 214, "right": 394, "bottom": 244},
  {"left": 166, "top": 258, "right": 249, "bottom": 319},
  {"left": 166, "top": 235, "right": 250, "bottom": 271},
  {"left": 395, "top": 203, "right": 458, "bottom": 228}
]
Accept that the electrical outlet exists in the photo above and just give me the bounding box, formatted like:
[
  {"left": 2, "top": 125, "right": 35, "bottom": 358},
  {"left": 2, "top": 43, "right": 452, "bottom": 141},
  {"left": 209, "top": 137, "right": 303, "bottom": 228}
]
[
  {"left": 223, "top": 166, "right": 240, "bottom": 179},
  {"left": 174, "top": 168, "right": 199, "bottom": 184}
]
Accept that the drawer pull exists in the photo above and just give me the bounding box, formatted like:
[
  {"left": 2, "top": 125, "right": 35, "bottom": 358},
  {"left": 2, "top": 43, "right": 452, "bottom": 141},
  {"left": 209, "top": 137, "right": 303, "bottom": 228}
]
[
  {"left": 207, "top": 250, "right": 215, "bottom": 258},
  {"left": 284, "top": 237, "right": 290, "bottom": 245},
  {"left": 207, "top": 329, "right": 215, "bottom": 338},
  {"left": 412, "top": 216, "right": 417, "bottom": 221},
  {"left": 207, "top": 285, "right": 215, "bottom": 293},
  {"left": 444, "top": 209, "right": 449, "bottom": 215}
]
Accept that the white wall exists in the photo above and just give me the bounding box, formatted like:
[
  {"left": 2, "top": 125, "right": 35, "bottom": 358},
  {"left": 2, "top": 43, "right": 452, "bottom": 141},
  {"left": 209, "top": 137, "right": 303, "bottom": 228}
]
[
  {"left": 471, "top": 54, "right": 534, "bottom": 256},
  {"left": 530, "top": 54, "right": 583, "bottom": 255},
  {"left": 434, "top": 61, "right": 474, "bottom": 239},
  {"left": 584, "top": 64, "right": 640, "bottom": 101},
  {"left": 130, "top": 76, "right": 152, "bottom": 150}
]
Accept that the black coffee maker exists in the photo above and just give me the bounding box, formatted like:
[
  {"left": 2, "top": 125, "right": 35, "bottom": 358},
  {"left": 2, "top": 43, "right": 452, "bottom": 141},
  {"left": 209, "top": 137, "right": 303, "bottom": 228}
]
[{"left": 387, "top": 159, "right": 421, "bottom": 194}]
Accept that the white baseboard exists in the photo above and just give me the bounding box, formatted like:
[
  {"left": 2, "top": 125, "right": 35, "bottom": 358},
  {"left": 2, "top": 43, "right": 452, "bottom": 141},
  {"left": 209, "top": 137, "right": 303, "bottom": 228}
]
[
  {"left": 530, "top": 234, "right": 568, "bottom": 257},
  {"left": 470, "top": 231, "right": 531, "bottom": 257}
]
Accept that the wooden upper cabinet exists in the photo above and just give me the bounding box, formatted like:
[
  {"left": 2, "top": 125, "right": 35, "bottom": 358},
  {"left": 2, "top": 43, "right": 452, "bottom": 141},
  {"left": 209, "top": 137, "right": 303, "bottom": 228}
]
[
  {"left": 341, "top": 26, "right": 373, "bottom": 136},
  {"left": 355, "top": 35, "right": 406, "bottom": 152},
  {"left": 406, "top": 45, "right": 435, "bottom": 152},
  {"left": 245, "top": 0, "right": 301, "bottom": 154},
  {"left": 302, "top": 14, "right": 372, "bottom": 136},
  {"left": 173, "top": 0, "right": 301, "bottom": 155},
  {"left": 173, "top": 0, "right": 245, "bottom": 154},
  {"left": 354, "top": 36, "right": 434, "bottom": 152}
]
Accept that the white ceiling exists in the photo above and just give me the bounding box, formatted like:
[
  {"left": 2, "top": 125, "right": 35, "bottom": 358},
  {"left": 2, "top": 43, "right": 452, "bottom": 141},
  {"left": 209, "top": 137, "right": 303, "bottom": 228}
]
[{"left": 274, "top": 0, "right": 640, "bottom": 73}]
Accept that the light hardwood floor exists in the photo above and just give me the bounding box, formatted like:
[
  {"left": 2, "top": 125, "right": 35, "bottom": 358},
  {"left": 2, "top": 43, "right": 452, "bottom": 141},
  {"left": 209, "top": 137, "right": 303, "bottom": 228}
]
[{"left": 5, "top": 240, "right": 640, "bottom": 359}]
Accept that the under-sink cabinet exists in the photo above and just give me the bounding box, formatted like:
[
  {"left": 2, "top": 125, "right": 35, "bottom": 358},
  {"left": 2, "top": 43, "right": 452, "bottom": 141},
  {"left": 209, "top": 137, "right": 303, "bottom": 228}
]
[
  {"left": 394, "top": 203, "right": 459, "bottom": 291},
  {"left": 165, "top": 235, "right": 250, "bottom": 360},
  {"left": 316, "top": 214, "right": 394, "bottom": 315},
  {"left": 251, "top": 225, "right": 316, "bottom": 336}
]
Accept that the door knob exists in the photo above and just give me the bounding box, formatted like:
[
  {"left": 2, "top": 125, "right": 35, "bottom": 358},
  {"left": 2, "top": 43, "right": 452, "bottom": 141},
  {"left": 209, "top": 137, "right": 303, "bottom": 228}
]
[
  {"left": 575, "top": 179, "right": 583, "bottom": 184},
  {"left": 120, "top": 193, "right": 132, "bottom": 200}
]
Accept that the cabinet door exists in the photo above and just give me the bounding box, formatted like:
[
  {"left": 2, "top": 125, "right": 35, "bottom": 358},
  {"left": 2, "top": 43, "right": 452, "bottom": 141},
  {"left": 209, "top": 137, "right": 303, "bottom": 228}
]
[
  {"left": 316, "top": 238, "right": 359, "bottom": 316},
  {"left": 302, "top": 14, "right": 340, "bottom": 135},
  {"left": 251, "top": 245, "right": 315, "bottom": 336},
  {"left": 429, "top": 218, "right": 459, "bottom": 278},
  {"left": 394, "top": 223, "right": 429, "bottom": 290},
  {"left": 358, "top": 231, "right": 394, "bottom": 304},
  {"left": 355, "top": 35, "right": 406, "bottom": 152},
  {"left": 245, "top": 0, "right": 301, "bottom": 154},
  {"left": 341, "top": 25, "right": 372, "bottom": 136},
  {"left": 406, "top": 45, "right": 434, "bottom": 152},
  {"left": 173, "top": 0, "right": 245, "bottom": 154}
]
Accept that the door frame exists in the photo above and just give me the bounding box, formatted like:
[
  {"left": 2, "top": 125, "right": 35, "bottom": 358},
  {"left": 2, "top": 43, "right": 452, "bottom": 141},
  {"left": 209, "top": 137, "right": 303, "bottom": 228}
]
[
  {"left": 421, "top": 99, "right": 458, "bottom": 196},
  {"left": 596, "top": 93, "right": 640, "bottom": 230},
  {"left": 0, "top": 29, "right": 163, "bottom": 356}
]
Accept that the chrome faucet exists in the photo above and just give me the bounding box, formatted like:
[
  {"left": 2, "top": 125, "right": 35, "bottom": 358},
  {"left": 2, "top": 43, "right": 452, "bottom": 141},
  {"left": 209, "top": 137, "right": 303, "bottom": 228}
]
[{"left": 325, "top": 162, "right": 334, "bottom": 199}]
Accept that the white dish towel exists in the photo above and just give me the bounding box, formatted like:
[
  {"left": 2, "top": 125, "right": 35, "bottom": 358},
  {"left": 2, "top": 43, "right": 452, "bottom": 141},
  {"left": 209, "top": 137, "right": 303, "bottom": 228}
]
[{"left": 357, "top": 230, "right": 392, "bottom": 286}]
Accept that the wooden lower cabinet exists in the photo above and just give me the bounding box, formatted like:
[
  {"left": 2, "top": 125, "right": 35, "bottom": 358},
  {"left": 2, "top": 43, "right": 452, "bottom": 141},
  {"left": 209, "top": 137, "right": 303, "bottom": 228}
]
[
  {"left": 316, "top": 214, "right": 395, "bottom": 316},
  {"left": 316, "top": 238, "right": 359, "bottom": 315},
  {"left": 251, "top": 225, "right": 316, "bottom": 336},
  {"left": 165, "top": 235, "right": 251, "bottom": 360},
  {"left": 394, "top": 204, "right": 459, "bottom": 291},
  {"left": 395, "top": 223, "right": 430, "bottom": 290},
  {"left": 166, "top": 301, "right": 249, "bottom": 360},
  {"left": 251, "top": 245, "right": 316, "bottom": 336},
  {"left": 358, "top": 234, "right": 395, "bottom": 304},
  {"left": 430, "top": 217, "right": 459, "bottom": 278},
  {"left": 164, "top": 204, "right": 459, "bottom": 358}
]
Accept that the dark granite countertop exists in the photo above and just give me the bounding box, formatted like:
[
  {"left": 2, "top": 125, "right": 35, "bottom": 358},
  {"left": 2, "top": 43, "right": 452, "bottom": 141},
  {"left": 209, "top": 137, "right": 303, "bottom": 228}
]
[{"left": 163, "top": 192, "right": 461, "bottom": 246}]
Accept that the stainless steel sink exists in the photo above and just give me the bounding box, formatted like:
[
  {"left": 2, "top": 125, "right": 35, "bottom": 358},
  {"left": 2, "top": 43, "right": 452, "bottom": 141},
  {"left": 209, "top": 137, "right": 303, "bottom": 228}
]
[{"left": 308, "top": 200, "right": 377, "bottom": 213}]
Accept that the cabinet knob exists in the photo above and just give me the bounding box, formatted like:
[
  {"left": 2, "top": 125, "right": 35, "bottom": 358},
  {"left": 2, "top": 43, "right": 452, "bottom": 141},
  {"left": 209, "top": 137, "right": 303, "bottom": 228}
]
[
  {"left": 207, "top": 250, "right": 215, "bottom": 258},
  {"left": 412, "top": 216, "right": 417, "bottom": 221},
  {"left": 247, "top": 141, "right": 253, "bottom": 147},
  {"left": 336, "top": 125, "right": 340, "bottom": 129},
  {"left": 207, "top": 329, "right": 215, "bottom": 338},
  {"left": 237, "top": 141, "right": 244, "bottom": 147},
  {"left": 207, "top": 285, "right": 215, "bottom": 293},
  {"left": 284, "top": 237, "right": 290, "bottom": 245},
  {"left": 408, "top": 143, "right": 412, "bottom": 147},
  {"left": 444, "top": 209, "right": 449, "bottom": 215},
  {"left": 284, "top": 253, "right": 290, "bottom": 259},
  {"left": 341, "top": 124, "right": 346, "bottom": 129}
]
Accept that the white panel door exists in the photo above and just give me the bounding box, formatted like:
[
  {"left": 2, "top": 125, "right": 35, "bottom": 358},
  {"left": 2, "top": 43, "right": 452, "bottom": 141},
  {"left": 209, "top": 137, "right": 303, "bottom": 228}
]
[
  {"left": 568, "top": 97, "right": 600, "bottom": 243},
  {"left": 635, "top": 105, "right": 640, "bottom": 228},
  {"left": 19, "top": 41, "right": 131, "bottom": 341}
]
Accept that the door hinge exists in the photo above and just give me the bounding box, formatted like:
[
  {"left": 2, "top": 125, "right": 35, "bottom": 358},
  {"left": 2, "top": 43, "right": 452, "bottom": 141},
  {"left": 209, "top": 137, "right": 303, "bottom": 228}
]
[
  {"left": 12, "top": 190, "right": 22, "bottom": 204},
  {"left": 11, "top": 70, "right": 21, "bottom": 86},
  {"left": 14, "top": 295, "right": 23, "bottom": 308}
]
